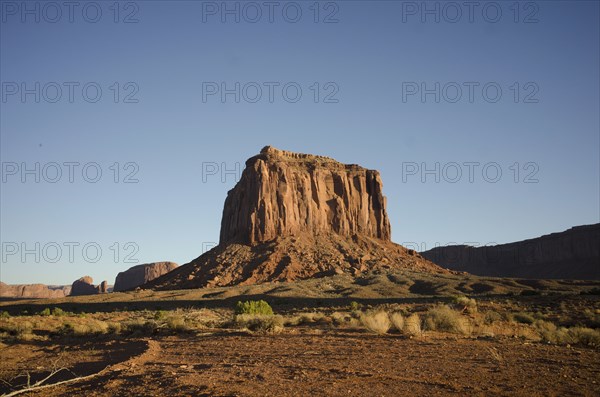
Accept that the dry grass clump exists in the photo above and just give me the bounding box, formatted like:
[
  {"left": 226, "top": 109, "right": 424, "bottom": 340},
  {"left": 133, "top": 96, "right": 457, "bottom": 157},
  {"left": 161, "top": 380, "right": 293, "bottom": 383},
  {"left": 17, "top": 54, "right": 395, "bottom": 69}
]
[
  {"left": 453, "top": 296, "right": 477, "bottom": 313},
  {"left": 403, "top": 313, "right": 422, "bottom": 337},
  {"left": 535, "top": 320, "right": 600, "bottom": 347},
  {"left": 423, "top": 305, "right": 470, "bottom": 335},
  {"left": 58, "top": 319, "right": 110, "bottom": 336},
  {"left": 123, "top": 319, "right": 159, "bottom": 335},
  {"left": 512, "top": 312, "right": 535, "bottom": 324},
  {"left": 235, "top": 314, "right": 284, "bottom": 334},
  {"left": 360, "top": 311, "right": 391, "bottom": 334},
  {"left": 390, "top": 312, "right": 404, "bottom": 332}
]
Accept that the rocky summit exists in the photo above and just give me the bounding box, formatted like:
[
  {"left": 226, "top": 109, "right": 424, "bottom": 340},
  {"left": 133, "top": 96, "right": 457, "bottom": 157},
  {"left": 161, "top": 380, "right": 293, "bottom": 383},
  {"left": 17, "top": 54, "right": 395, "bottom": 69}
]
[{"left": 146, "top": 146, "right": 446, "bottom": 290}]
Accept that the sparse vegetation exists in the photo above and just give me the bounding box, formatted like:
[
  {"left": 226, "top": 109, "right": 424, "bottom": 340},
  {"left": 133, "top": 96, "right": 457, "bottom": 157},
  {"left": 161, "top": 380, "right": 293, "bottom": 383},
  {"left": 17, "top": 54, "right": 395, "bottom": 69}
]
[
  {"left": 390, "top": 312, "right": 404, "bottom": 332},
  {"left": 235, "top": 314, "right": 284, "bottom": 334},
  {"left": 360, "top": 311, "right": 391, "bottom": 334},
  {"left": 513, "top": 312, "right": 535, "bottom": 324},
  {"left": 235, "top": 300, "right": 274, "bottom": 316},
  {"left": 423, "top": 305, "right": 469, "bottom": 335},
  {"left": 403, "top": 313, "right": 422, "bottom": 337}
]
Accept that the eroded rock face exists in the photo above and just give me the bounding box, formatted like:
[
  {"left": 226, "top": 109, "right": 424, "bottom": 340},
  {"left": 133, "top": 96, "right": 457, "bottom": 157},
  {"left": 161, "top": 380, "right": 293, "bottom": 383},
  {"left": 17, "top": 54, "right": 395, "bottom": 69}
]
[
  {"left": 113, "top": 262, "right": 178, "bottom": 292},
  {"left": 220, "top": 146, "right": 391, "bottom": 245},
  {"left": 0, "top": 282, "right": 70, "bottom": 299},
  {"left": 144, "top": 147, "right": 446, "bottom": 290},
  {"left": 420, "top": 224, "right": 600, "bottom": 279},
  {"left": 70, "top": 276, "right": 108, "bottom": 296}
]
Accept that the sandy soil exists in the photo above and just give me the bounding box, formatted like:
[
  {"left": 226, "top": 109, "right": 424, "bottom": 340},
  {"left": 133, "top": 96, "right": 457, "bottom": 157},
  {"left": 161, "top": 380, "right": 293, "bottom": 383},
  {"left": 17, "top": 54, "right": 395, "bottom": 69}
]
[{"left": 2, "top": 331, "right": 598, "bottom": 397}]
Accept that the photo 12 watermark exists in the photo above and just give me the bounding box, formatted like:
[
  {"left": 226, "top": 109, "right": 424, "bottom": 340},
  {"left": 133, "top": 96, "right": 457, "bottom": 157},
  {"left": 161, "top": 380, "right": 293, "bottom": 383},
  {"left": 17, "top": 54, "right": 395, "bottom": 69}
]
[
  {"left": 400, "top": 1, "right": 539, "bottom": 24},
  {"left": 201, "top": 1, "right": 339, "bottom": 24},
  {"left": 401, "top": 162, "right": 540, "bottom": 184},
  {"left": 1, "top": 1, "right": 140, "bottom": 23},
  {"left": 201, "top": 81, "right": 339, "bottom": 104},
  {"left": 1, "top": 162, "right": 140, "bottom": 184},
  {"left": 1, "top": 82, "right": 140, "bottom": 104},
  {"left": 1, "top": 241, "right": 140, "bottom": 264},
  {"left": 401, "top": 82, "right": 540, "bottom": 104},
  {"left": 202, "top": 162, "right": 241, "bottom": 183}
]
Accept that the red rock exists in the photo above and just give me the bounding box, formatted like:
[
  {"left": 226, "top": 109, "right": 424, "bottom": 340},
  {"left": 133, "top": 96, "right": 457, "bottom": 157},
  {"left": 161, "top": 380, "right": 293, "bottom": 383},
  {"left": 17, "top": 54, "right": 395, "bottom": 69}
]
[
  {"left": 145, "top": 147, "right": 445, "bottom": 290},
  {"left": 113, "top": 262, "right": 178, "bottom": 292}
]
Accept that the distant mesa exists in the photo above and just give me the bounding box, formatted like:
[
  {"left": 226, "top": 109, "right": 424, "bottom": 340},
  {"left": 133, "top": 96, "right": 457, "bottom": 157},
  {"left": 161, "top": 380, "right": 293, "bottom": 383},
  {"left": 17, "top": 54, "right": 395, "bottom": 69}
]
[
  {"left": 70, "top": 276, "right": 109, "bottom": 296},
  {"left": 113, "top": 262, "right": 178, "bottom": 292},
  {"left": 420, "top": 224, "right": 600, "bottom": 280},
  {"left": 145, "top": 146, "right": 446, "bottom": 291},
  {"left": 0, "top": 282, "right": 71, "bottom": 299}
]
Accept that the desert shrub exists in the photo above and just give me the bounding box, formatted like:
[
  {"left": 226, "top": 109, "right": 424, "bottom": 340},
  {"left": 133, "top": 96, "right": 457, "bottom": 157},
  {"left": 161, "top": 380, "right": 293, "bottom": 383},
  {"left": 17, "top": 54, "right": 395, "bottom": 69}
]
[
  {"left": 235, "top": 314, "right": 284, "bottom": 334},
  {"left": 154, "top": 310, "right": 167, "bottom": 320},
  {"left": 58, "top": 320, "right": 109, "bottom": 336},
  {"left": 390, "top": 312, "right": 404, "bottom": 332},
  {"left": 484, "top": 311, "right": 503, "bottom": 325},
  {"left": 403, "top": 313, "right": 422, "bottom": 337},
  {"left": 0, "top": 311, "right": 9, "bottom": 319},
  {"left": 567, "top": 327, "right": 600, "bottom": 347},
  {"left": 513, "top": 312, "right": 535, "bottom": 324},
  {"left": 453, "top": 296, "right": 477, "bottom": 313},
  {"left": 0, "top": 321, "right": 33, "bottom": 338},
  {"left": 423, "top": 305, "right": 469, "bottom": 334},
  {"left": 166, "top": 315, "right": 188, "bottom": 331},
  {"left": 350, "top": 301, "right": 362, "bottom": 311},
  {"left": 52, "top": 307, "right": 66, "bottom": 316},
  {"left": 40, "top": 308, "right": 52, "bottom": 316},
  {"left": 235, "top": 300, "right": 274, "bottom": 316},
  {"left": 330, "top": 312, "right": 349, "bottom": 326},
  {"left": 123, "top": 319, "right": 159, "bottom": 335},
  {"left": 360, "top": 311, "right": 391, "bottom": 334},
  {"left": 107, "top": 322, "right": 122, "bottom": 334}
]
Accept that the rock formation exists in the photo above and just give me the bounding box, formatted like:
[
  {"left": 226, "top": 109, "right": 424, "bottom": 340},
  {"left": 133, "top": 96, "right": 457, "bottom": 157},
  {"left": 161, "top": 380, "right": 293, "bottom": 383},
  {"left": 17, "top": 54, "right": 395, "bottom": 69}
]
[
  {"left": 220, "top": 146, "right": 391, "bottom": 244},
  {"left": 69, "top": 276, "right": 108, "bottom": 296},
  {"left": 113, "top": 262, "right": 178, "bottom": 292},
  {"left": 145, "top": 146, "right": 446, "bottom": 290},
  {"left": 420, "top": 224, "right": 600, "bottom": 279},
  {"left": 0, "top": 282, "right": 70, "bottom": 299}
]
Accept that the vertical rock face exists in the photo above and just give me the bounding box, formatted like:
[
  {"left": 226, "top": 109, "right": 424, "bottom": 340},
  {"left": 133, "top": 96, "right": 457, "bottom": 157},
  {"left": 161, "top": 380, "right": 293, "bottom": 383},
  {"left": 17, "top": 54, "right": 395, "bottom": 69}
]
[
  {"left": 220, "top": 146, "right": 391, "bottom": 245},
  {"left": 113, "top": 262, "right": 178, "bottom": 292},
  {"left": 420, "top": 224, "right": 600, "bottom": 279}
]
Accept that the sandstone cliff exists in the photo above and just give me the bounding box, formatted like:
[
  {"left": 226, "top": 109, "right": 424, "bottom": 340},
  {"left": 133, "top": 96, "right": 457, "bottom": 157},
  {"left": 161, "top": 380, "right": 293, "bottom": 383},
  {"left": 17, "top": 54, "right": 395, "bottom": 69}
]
[
  {"left": 70, "top": 276, "right": 108, "bottom": 296},
  {"left": 145, "top": 146, "right": 445, "bottom": 290},
  {"left": 113, "top": 262, "right": 178, "bottom": 292},
  {"left": 420, "top": 224, "right": 600, "bottom": 279},
  {"left": 220, "top": 146, "right": 391, "bottom": 244},
  {"left": 0, "top": 282, "right": 70, "bottom": 299}
]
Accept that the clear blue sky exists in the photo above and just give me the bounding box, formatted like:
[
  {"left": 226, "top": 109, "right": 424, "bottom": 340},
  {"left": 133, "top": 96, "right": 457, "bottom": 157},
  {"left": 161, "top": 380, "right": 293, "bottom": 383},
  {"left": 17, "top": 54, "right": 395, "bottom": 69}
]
[{"left": 1, "top": 1, "right": 598, "bottom": 284}]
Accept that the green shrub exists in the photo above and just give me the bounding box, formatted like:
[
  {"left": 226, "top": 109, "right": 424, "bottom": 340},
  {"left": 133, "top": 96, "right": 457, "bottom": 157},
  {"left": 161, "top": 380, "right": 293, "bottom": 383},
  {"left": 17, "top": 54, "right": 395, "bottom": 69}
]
[
  {"left": 52, "top": 307, "right": 66, "bottom": 316},
  {"left": 154, "top": 310, "right": 167, "bottom": 320},
  {"left": 0, "top": 311, "right": 9, "bottom": 319},
  {"left": 40, "top": 308, "right": 52, "bottom": 316},
  {"left": 350, "top": 301, "right": 362, "bottom": 311},
  {"left": 423, "top": 305, "right": 469, "bottom": 334},
  {"left": 235, "top": 300, "right": 274, "bottom": 316}
]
